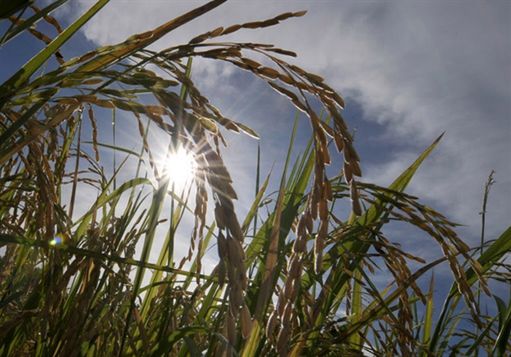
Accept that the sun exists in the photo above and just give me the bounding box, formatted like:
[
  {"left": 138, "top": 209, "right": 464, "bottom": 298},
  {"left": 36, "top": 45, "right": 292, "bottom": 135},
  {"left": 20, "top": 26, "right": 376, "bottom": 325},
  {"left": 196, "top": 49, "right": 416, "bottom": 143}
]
[{"left": 163, "top": 147, "right": 196, "bottom": 191}]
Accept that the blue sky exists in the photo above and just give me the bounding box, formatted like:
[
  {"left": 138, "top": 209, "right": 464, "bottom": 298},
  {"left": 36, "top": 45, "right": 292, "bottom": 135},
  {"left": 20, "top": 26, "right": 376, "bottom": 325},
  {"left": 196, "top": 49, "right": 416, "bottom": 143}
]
[
  {"left": 69, "top": 0, "right": 510, "bottom": 234},
  {"left": 1, "top": 0, "right": 509, "bottom": 306}
]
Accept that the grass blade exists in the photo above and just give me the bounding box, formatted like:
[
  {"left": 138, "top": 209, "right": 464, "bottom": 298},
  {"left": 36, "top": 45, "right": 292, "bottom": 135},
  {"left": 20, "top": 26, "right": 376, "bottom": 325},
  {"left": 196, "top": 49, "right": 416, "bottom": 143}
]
[{"left": 0, "top": 0, "right": 110, "bottom": 107}]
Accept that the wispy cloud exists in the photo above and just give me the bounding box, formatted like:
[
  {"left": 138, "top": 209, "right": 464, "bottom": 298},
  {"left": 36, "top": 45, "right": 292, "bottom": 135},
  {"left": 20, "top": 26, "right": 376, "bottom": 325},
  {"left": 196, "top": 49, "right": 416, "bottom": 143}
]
[{"left": 73, "top": 0, "right": 510, "bottom": 244}]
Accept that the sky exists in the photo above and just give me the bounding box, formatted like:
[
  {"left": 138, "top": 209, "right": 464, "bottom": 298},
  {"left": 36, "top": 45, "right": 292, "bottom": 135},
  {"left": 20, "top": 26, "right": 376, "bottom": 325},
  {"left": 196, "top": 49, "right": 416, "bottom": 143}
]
[
  {"left": 1, "top": 0, "right": 509, "bottom": 297},
  {"left": 70, "top": 0, "right": 510, "bottom": 239}
]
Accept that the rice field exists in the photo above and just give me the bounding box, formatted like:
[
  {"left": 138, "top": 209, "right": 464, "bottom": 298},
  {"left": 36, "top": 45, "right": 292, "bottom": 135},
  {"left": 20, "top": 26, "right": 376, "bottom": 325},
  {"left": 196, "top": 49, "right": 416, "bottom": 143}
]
[{"left": 0, "top": 1, "right": 510, "bottom": 356}]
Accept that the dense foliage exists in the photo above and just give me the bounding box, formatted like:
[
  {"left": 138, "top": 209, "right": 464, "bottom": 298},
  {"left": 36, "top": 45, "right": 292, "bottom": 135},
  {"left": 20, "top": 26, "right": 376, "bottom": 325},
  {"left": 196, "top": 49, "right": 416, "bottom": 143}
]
[{"left": 0, "top": 1, "right": 509, "bottom": 356}]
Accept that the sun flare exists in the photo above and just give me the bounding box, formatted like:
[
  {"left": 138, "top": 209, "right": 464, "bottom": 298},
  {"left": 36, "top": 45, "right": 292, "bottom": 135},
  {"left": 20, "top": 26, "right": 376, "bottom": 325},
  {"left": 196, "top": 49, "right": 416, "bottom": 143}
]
[{"left": 163, "top": 147, "right": 196, "bottom": 191}]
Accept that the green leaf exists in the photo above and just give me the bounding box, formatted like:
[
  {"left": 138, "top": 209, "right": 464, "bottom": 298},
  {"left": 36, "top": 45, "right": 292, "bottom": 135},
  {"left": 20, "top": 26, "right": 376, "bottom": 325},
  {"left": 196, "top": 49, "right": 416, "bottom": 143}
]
[
  {"left": 493, "top": 294, "right": 511, "bottom": 356},
  {"left": 74, "top": 177, "right": 151, "bottom": 240},
  {"left": 421, "top": 273, "right": 435, "bottom": 356},
  {"left": 0, "top": 0, "right": 68, "bottom": 45},
  {"left": 430, "top": 225, "right": 511, "bottom": 352},
  {"left": 83, "top": 141, "right": 143, "bottom": 159},
  {"left": 150, "top": 326, "right": 206, "bottom": 356},
  {"left": 0, "top": 0, "right": 110, "bottom": 108},
  {"left": 0, "top": 98, "right": 47, "bottom": 150},
  {"left": 76, "top": 0, "right": 227, "bottom": 74},
  {"left": 299, "top": 134, "right": 444, "bottom": 353}
]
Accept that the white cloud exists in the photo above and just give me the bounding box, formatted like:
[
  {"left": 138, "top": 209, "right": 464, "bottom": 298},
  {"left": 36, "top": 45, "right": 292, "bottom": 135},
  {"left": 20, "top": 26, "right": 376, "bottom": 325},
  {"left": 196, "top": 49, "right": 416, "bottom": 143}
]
[{"left": 72, "top": 0, "right": 510, "bottom": 246}]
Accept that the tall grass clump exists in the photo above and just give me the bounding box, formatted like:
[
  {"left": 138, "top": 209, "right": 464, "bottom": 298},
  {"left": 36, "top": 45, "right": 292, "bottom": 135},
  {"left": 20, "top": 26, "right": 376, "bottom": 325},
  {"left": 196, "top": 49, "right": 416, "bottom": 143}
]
[{"left": 1, "top": 1, "right": 510, "bottom": 356}]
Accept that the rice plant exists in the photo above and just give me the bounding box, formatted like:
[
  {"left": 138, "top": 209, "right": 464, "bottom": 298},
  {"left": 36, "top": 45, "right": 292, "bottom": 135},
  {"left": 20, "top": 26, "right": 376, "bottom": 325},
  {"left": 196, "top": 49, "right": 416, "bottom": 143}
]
[{"left": 0, "top": 1, "right": 509, "bottom": 356}]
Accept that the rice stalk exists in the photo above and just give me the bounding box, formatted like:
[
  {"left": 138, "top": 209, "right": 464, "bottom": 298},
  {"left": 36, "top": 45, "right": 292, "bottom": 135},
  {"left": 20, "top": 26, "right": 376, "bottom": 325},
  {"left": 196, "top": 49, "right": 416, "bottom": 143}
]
[{"left": 1, "top": 2, "right": 509, "bottom": 356}]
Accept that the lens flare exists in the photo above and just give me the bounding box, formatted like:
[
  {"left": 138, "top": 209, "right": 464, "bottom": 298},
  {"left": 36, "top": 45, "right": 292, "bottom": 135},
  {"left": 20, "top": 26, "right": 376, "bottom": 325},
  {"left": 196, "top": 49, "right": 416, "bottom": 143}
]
[
  {"left": 164, "top": 147, "right": 196, "bottom": 191},
  {"left": 49, "top": 234, "right": 66, "bottom": 247}
]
